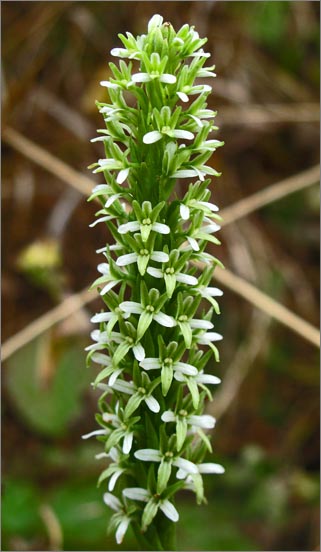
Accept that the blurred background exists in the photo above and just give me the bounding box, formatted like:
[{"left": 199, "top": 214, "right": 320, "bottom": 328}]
[{"left": 2, "top": 2, "right": 320, "bottom": 551}]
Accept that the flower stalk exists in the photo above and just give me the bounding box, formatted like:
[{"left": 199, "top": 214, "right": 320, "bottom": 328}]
[{"left": 85, "top": 14, "right": 224, "bottom": 550}]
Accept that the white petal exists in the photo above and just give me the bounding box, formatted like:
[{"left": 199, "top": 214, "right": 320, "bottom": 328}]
[
  {"left": 189, "top": 114, "right": 203, "bottom": 127},
  {"left": 111, "top": 47, "right": 129, "bottom": 57},
  {"left": 161, "top": 410, "right": 176, "bottom": 423},
  {"left": 143, "top": 131, "right": 163, "bottom": 144},
  {"left": 198, "top": 332, "right": 223, "bottom": 343},
  {"left": 189, "top": 319, "right": 214, "bottom": 330},
  {"left": 151, "top": 222, "right": 170, "bottom": 234},
  {"left": 133, "top": 343, "right": 145, "bottom": 361},
  {"left": 180, "top": 204, "right": 190, "bottom": 220},
  {"left": 173, "top": 457, "right": 198, "bottom": 474},
  {"left": 97, "top": 262, "right": 109, "bottom": 274},
  {"left": 131, "top": 72, "right": 151, "bottom": 83},
  {"left": 116, "top": 253, "right": 138, "bottom": 266},
  {"left": 145, "top": 395, "right": 160, "bottom": 413},
  {"left": 117, "top": 168, "right": 129, "bottom": 184},
  {"left": 199, "top": 201, "right": 219, "bottom": 212},
  {"left": 123, "top": 432, "right": 134, "bottom": 454},
  {"left": 196, "top": 372, "right": 221, "bottom": 385},
  {"left": 119, "top": 301, "right": 143, "bottom": 314},
  {"left": 90, "top": 312, "right": 113, "bottom": 323},
  {"left": 139, "top": 358, "right": 161, "bottom": 370},
  {"left": 204, "top": 287, "right": 223, "bottom": 297},
  {"left": 176, "top": 468, "right": 187, "bottom": 479},
  {"left": 172, "top": 129, "right": 194, "bottom": 141},
  {"left": 118, "top": 221, "right": 140, "bottom": 234},
  {"left": 81, "top": 429, "right": 107, "bottom": 439},
  {"left": 116, "top": 518, "right": 130, "bottom": 544},
  {"left": 100, "top": 81, "right": 119, "bottom": 89},
  {"left": 103, "top": 492, "right": 121, "bottom": 511},
  {"left": 146, "top": 267, "right": 163, "bottom": 278},
  {"left": 176, "top": 273, "right": 198, "bottom": 285},
  {"left": 89, "top": 215, "right": 114, "bottom": 227},
  {"left": 123, "top": 487, "right": 150, "bottom": 501},
  {"left": 159, "top": 499, "right": 179, "bottom": 522},
  {"left": 108, "top": 447, "right": 119, "bottom": 462},
  {"left": 153, "top": 312, "right": 176, "bottom": 328},
  {"left": 112, "top": 380, "right": 135, "bottom": 395},
  {"left": 108, "top": 469, "right": 123, "bottom": 492},
  {"left": 187, "top": 236, "right": 200, "bottom": 251},
  {"left": 172, "top": 169, "right": 199, "bottom": 179},
  {"left": 91, "top": 353, "right": 111, "bottom": 366},
  {"left": 148, "top": 13, "right": 163, "bottom": 32},
  {"left": 174, "top": 362, "right": 198, "bottom": 376},
  {"left": 188, "top": 414, "right": 216, "bottom": 429},
  {"left": 134, "top": 449, "right": 162, "bottom": 462},
  {"left": 105, "top": 193, "right": 122, "bottom": 208},
  {"left": 198, "top": 462, "right": 225, "bottom": 474},
  {"left": 159, "top": 73, "right": 176, "bottom": 84},
  {"left": 108, "top": 368, "right": 123, "bottom": 387},
  {"left": 150, "top": 251, "right": 169, "bottom": 263},
  {"left": 100, "top": 280, "right": 118, "bottom": 295},
  {"left": 177, "top": 91, "right": 189, "bottom": 102}
]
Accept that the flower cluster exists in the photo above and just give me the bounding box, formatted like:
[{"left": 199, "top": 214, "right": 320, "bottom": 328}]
[{"left": 85, "top": 14, "right": 224, "bottom": 549}]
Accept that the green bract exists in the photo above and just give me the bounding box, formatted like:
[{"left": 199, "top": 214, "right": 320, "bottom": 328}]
[{"left": 85, "top": 14, "right": 225, "bottom": 550}]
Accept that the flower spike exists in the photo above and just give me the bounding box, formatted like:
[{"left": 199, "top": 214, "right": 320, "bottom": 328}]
[{"left": 86, "top": 14, "right": 224, "bottom": 549}]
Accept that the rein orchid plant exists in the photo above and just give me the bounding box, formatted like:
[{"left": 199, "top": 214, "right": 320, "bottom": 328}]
[{"left": 84, "top": 14, "right": 225, "bottom": 551}]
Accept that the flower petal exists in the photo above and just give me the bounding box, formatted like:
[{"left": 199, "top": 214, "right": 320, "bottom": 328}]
[
  {"left": 198, "top": 462, "right": 225, "bottom": 474},
  {"left": 143, "top": 131, "right": 163, "bottom": 144},
  {"left": 139, "top": 358, "right": 161, "bottom": 370},
  {"left": 108, "top": 469, "right": 124, "bottom": 492},
  {"left": 131, "top": 72, "right": 151, "bottom": 83},
  {"left": 189, "top": 319, "right": 214, "bottom": 330},
  {"left": 172, "top": 129, "right": 194, "bottom": 140},
  {"left": 145, "top": 395, "right": 160, "bottom": 413},
  {"left": 116, "top": 253, "right": 138, "bottom": 266},
  {"left": 153, "top": 312, "right": 176, "bottom": 328},
  {"left": 180, "top": 204, "right": 190, "bottom": 220},
  {"left": 150, "top": 251, "right": 170, "bottom": 263},
  {"left": 151, "top": 222, "right": 170, "bottom": 234},
  {"left": 176, "top": 273, "right": 198, "bottom": 285},
  {"left": 173, "top": 457, "right": 198, "bottom": 474},
  {"left": 159, "top": 499, "right": 179, "bottom": 522},
  {"left": 177, "top": 91, "right": 189, "bottom": 102},
  {"left": 188, "top": 414, "right": 216, "bottom": 429},
  {"left": 116, "top": 518, "right": 130, "bottom": 544},
  {"left": 146, "top": 267, "right": 163, "bottom": 278},
  {"left": 133, "top": 342, "right": 145, "bottom": 361},
  {"left": 103, "top": 492, "right": 121, "bottom": 511},
  {"left": 161, "top": 410, "right": 176, "bottom": 423},
  {"left": 123, "top": 432, "right": 134, "bottom": 454},
  {"left": 82, "top": 429, "right": 107, "bottom": 439},
  {"left": 123, "top": 487, "right": 150, "bottom": 502},
  {"left": 119, "top": 301, "right": 143, "bottom": 315},
  {"left": 174, "top": 361, "right": 198, "bottom": 376},
  {"left": 118, "top": 221, "right": 140, "bottom": 234},
  {"left": 134, "top": 449, "right": 162, "bottom": 462},
  {"left": 90, "top": 312, "right": 113, "bottom": 323},
  {"left": 117, "top": 168, "right": 129, "bottom": 184},
  {"left": 159, "top": 74, "right": 176, "bottom": 84}
]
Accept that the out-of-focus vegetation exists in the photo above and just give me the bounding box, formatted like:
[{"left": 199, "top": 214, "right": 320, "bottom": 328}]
[{"left": 2, "top": 2, "right": 319, "bottom": 551}]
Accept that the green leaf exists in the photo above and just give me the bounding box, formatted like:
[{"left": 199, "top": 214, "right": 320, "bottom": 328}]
[
  {"left": 187, "top": 378, "right": 200, "bottom": 409},
  {"left": 164, "top": 273, "right": 176, "bottom": 298},
  {"left": 113, "top": 341, "right": 131, "bottom": 365},
  {"left": 93, "top": 365, "right": 114, "bottom": 386},
  {"left": 5, "top": 334, "right": 92, "bottom": 437}
]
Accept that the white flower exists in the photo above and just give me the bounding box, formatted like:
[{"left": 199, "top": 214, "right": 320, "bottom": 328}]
[
  {"left": 123, "top": 487, "right": 179, "bottom": 524},
  {"left": 117, "top": 220, "right": 170, "bottom": 240},
  {"left": 102, "top": 412, "right": 134, "bottom": 454},
  {"left": 148, "top": 14, "right": 163, "bottom": 32},
  {"left": 81, "top": 428, "right": 108, "bottom": 440},
  {"left": 140, "top": 357, "right": 198, "bottom": 376},
  {"left": 103, "top": 493, "right": 131, "bottom": 544},
  {"left": 116, "top": 249, "right": 169, "bottom": 275},
  {"left": 177, "top": 461, "right": 225, "bottom": 480},
  {"left": 90, "top": 262, "right": 122, "bottom": 296},
  {"left": 134, "top": 448, "right": 198, "bottom": 475},
  {"left": 119, "top": 300, "right": 176, "bottom": 340},
  {"left": 197, "top": 331, "right": 223, "bottom": 345},
  {"left": 132, "top": 72, "right": 176, "bottom": 85},
  {"left": 174, "top": 369, "right": 221, "bottom": 409},
  {"left": 143, "top": 128, "right": 194, "bottom": 145}
]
